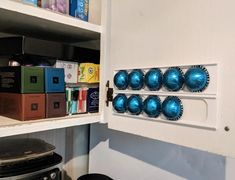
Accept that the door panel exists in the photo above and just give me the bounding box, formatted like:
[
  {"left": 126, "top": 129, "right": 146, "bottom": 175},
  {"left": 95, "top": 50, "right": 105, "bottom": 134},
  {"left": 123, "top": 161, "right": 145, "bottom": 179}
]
[{"left": 106, "top": 0, "right": 235, "bottom": 157}]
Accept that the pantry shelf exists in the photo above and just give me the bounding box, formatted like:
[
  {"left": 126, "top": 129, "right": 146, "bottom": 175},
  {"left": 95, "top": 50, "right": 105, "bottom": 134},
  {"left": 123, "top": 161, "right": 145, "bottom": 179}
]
[
  {"left": 0, "top": 0, "right": 101, "bottom": 42},
  {"left": 0, "top": 113, "right": 101, "bottom": 137}
]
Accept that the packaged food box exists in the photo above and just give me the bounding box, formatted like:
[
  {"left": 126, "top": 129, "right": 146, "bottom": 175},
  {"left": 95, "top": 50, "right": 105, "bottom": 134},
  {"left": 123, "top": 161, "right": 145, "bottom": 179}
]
[
  {"left": 22, "top": 0, "right": 38, "bottom": 6},
  {"left": 0, "top": 93, "right": 45, "bottom": 121},
  {"left": 78, "top": 63, "right": 99, "bottom": 83},
  {"left": 66, "top": 86, "right": 88, "bottom": 114},
  {"left": 77, "top": 87, "right": 87, "bottom": 113},
  {"left": 71, "top": 87, "right": 79, "bottom": 114},
  {"left": 54, "top": 60, "right": 78, "bottom": 83},
  {"left": 46, "top": 93, "right": 66, "bottom": 118},
  {"left": 41, "top": 0, "right": 69, "bottom": 14},
  {"left": 66, "top": 87, "right": 72, "bottom": 114},
  {"left": 87, "top": 87, "right": 99, "bottom": 113},
  {"left": 44, "top": 67, "right": 65, "bottom": 93},
  {"left": 0, "top": 66, "right": 44, "bottom": 93},
  {"left": 69, "top": 0, "right": 89, "bottom": 21}
]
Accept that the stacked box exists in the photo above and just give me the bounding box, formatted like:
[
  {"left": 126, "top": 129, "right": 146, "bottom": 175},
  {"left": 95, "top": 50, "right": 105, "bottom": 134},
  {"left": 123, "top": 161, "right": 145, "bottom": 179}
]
[
  {"left": 69, "top": 0, "right": 89, "bottom": 21},
  {"left": 87, "top": 87, "right": 99, "bottom": 113},
  {"left": 71, "top": 87, "right": 79, "bottom": 114},
  {"left": 0, "top": 66, "right": 68, "bottom": 120},
  {"left": 54, "top": 60, "right": 78, "bottom": 83},
  {"left": 22, "top": 0, "right": 38, "bottom": 6},
  {"left": 44, "top": 67, "right": 65, "bottom": 93},
  {"left": 41, "top": 0, "right": 69, "bottom": 14},
  {"left": 45, "top": 93, "right": 66, "bottom": 118},
  {"left": 44, "top": 67, "right": 66, "bottom": 118},
  {"left": 0, "top": 66, "right": 45, "bottom": 120},
  {"left": 77, "top": 87, "right": 87, "bottom": 113},
  {"left": 0, "top": 93, "right": 45, "bottom": 121},
  {"left": 0, "top": 66, "right": 44, "bottom": 93},
  {"left": 66, "top": 87, "right": 72, "bottom": 114},
  {"left": 66, "top": 87, "right": 88, "bottom": 115},
  {"left": 78, "top": 63, "right": 99, "bottom": 83}
]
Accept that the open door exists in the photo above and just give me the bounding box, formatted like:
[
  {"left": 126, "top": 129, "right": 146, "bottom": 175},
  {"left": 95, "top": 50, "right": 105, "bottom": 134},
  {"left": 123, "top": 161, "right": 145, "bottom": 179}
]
[{"left": 104, "top": 0, "right": 235, "bottom": 157}]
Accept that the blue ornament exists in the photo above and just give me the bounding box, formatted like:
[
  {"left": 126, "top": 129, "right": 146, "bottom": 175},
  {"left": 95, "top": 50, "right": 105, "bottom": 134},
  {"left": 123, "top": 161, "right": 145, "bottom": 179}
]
[
  {"left": 127, "top": 95, "right": 143, "bottom": 115},
  {"left": 145, "top": 68, "right": 163, "bottom": 91},
  {"left": 163, "top": 67, "right": 184, "bottom": 91},
  {"left": 113, "top": 94, "right": 127, "bottom": 113},
  {"left": 162, "top": 96, "right": 183, "bottom": 120},
  {"left": 129, "top": 69, "right": 144, "bottom": 90},
  {"left": 185, "top": 66, "right": 209, "bottom": 92},
  {"left": 114, "top": 70, "right": 129, "bottom": 90},
  {"left": 143, "top": 96, "right": 161, "bottom": 118}
]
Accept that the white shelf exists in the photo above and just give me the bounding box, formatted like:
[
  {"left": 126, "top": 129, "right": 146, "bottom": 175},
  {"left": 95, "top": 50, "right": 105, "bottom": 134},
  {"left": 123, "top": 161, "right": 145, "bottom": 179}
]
[
  {"left": 0, "top": 113, "right": 101, "bottom": 137},
  {"left": 0, "top": 0, "right": 102, "bottom": 42}
]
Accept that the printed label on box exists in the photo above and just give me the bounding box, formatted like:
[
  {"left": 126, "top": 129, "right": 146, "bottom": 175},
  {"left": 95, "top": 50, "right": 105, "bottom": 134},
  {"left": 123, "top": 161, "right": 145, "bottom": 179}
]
[{"left": 55, "top": 60, "right": 78, "bottom": 83}]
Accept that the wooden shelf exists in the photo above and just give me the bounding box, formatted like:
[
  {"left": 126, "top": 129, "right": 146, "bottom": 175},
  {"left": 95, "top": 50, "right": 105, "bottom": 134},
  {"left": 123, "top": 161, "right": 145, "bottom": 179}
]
[
  {"left": 0, "top": 113, "right": 101, "bottom": 137},
  {"left": 0, "top": 0, "right": 102, "bottom": 42}
]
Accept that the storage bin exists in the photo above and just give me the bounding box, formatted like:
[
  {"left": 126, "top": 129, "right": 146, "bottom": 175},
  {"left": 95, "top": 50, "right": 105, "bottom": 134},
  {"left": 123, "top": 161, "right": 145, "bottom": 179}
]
[{"left": 0, "top": 93, "right": 45, "bottom": 121}]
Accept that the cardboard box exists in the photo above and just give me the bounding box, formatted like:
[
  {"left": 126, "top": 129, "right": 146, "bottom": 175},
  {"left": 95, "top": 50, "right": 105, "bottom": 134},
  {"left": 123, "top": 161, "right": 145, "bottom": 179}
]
[
  {"left": 54, "top": 60, "right": 78, "bottom": 83},
  {"left": 71, "top": 87, "right": 79, "bottom": 114},
  {"left": 69, "top": 0, "right": 89, "bottom": 21},
  {"left": 78, "top": 63, "right": 99, "bottom": 83},
  {"left": 22, "top": 0, "right": 38, "bottom": 6},
  {"left": 44, "top": 68, "right": 65, "bottom": 93},
  {"left": 41, "top": 0, "right": 69, "bottom": 14},
  {"left": 87, "top": 87, "right": 99, "bottom": 113},
  {"left": 0, "top": 66, "right": 44, "bottom": 93},
  {"left": 46, "top": 93, "right": 66, "bottom": 118},
  {"left": 66, "top": 87, "right": 72, "bottom": 115},
  {"left": 66, "top": 86, "right": 87, "bottom": 114},
  {"left": 0, "top": 93, "right": 45, "bottom": 121},
  {"left": 77, "top": 87, "right": 87, "bottom": 113}
]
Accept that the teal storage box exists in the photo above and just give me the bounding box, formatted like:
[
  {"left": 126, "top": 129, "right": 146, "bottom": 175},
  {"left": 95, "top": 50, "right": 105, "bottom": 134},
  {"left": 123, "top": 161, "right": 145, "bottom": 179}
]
[{"left": 44, "top": 68, "right": 65, "bottom": 93}]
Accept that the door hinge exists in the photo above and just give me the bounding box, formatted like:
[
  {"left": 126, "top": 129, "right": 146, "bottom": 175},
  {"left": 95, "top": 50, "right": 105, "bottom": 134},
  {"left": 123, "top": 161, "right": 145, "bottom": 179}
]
[{"left": 106, "top": 80, "right": 113, "bottom": 107}]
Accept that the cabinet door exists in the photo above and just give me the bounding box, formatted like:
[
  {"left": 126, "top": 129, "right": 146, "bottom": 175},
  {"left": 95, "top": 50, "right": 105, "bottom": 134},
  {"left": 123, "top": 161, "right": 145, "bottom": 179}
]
[{"left": 105, "top": 0, "right": 235, "bottom": 157}]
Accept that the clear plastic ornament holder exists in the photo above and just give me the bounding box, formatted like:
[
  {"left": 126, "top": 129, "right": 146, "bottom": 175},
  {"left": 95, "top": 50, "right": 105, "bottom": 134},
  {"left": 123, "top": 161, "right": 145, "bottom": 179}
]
[{"left": 113, "top": 63, "right": 218, "bottom": 130}]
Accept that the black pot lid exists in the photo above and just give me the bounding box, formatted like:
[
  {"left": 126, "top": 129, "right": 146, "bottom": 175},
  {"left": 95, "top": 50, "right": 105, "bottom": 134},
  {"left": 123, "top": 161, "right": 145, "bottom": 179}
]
[{"left": 0, "top": 138, "right": 55, "bottom": 165}]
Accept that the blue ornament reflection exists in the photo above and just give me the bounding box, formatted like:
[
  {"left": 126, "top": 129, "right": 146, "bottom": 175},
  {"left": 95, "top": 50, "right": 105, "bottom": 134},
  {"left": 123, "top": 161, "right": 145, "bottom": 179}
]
[
  {"left": 162, "top": 96, "right": 183, "bottom": 120},
  {"left": 163, "top": 67, "right": 184, "bottom": 91},
  {"left": 129, "top": 69, "right": 144, "bottom": 90},
  {"left": 145, "top": 68, "right": 163, "bottom": 91},
  {"left": 114, "top": 70, "right": 129, "bottom": 90},
  {"left": 143, "top": 96, "right": 161, "bottom": 118},
  {"left": 113, "top": 94, "right": 127, "bottom": 113},
  {"left": 185, "top": 66, "right": 209, "bottom": 92},
  {"left": 127, "top": 95, "right": 143, "bottom": 115}
]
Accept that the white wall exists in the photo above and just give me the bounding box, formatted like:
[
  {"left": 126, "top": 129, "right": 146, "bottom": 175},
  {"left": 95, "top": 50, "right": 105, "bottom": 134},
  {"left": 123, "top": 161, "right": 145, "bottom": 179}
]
[{"left": 89, "top": 123, "right": 232, "bottom": 180}]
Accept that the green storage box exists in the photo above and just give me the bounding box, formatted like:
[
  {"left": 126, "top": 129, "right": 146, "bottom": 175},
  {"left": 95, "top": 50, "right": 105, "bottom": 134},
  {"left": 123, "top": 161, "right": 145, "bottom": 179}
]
[{"left": 0, "top": 66, "right": 44, "bottom": 93}]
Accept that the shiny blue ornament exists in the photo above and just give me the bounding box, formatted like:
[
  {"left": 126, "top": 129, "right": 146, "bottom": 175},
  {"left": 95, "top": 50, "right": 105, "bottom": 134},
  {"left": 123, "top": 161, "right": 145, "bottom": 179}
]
[
  {"left": 127, "top": 95, "right": 143, "bottom": 115},
  {"left": 143, "top": 96, "right": 161, "bottom": 118},
  {"left": 162, "top": 96, "right": 183, "bottom": 120},
  {"left": 163, "top": 67, "right": 184, "bottom": 91},
  {"left": 145, "top": 68, "right": 163, "bottom": 91},
  {"left": 113, "top": 94, "right": 127, "bottom": 113},
  {"left": 185, "top": 66, "right": 209, "bottom": 92},
  {"left": 129, "top": 69, "right": 144, "bottom": 90},
  {"left": 114, "top": 70, "right": 129, "bottom": 90}
]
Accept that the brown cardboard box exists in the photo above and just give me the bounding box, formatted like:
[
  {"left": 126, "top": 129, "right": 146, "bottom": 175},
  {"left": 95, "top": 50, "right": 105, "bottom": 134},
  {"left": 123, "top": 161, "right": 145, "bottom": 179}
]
[
  {"left": 46, "top": 93, "right": 66, "bottom": 118},
  {"left": 0, "top": 93, "right": 45, "bottom": 121}
]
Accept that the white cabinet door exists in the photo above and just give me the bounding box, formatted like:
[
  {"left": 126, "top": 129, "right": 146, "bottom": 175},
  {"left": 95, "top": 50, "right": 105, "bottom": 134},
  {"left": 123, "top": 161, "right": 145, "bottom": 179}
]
[{"left": 105, "top": 0, "right": 235, "bottom": 157}]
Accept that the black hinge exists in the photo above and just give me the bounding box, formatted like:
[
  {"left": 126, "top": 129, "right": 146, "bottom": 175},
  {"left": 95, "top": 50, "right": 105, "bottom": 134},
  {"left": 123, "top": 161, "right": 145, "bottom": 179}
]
[{"left": 106, "top": 81, "right": 113, "bottom": 107}]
